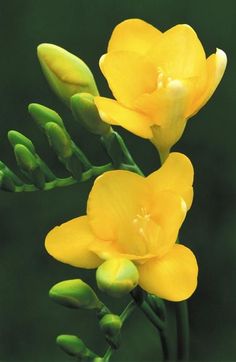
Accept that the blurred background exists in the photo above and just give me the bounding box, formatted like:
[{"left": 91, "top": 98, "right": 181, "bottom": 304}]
[{"left": 0, "top": 0, "right": 235, "bottom": 361}]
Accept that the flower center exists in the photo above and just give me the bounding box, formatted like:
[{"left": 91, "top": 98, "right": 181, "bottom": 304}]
[
  {"left": 131, "top": 207, "right": 161, "bottom": 256},
  {"left": 157, "top": 68, "right": 173, "bottom": 90}
]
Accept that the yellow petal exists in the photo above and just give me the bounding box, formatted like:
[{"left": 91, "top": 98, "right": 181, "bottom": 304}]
[
  {"left": 143, "top": 80, "right": 190, "bottom": 152},
  {"left": 147, "top": 152, "right": 194, "bottom": 209},
  {"left": 99, "top": 51, "right": 157, "bottom": 108},
  {"left": 148, "top": 24, "right": 206, "bottom": 80},
  {"left": 45, "top": 216, "right": 102, "bottom": 269},
  {"left": 134, "top": 79, "right": 189, "bottom": 124},
  {"left": 108, "top": 18, "right": 162, "bottom": 55},
  {"left": 87, "top": 170, "right": 149, "bottom": 241},
  {"left": 138, "top": 244, "right": 198, "bottom": 301},
  {"left": 94, "top": 97, "right": 152, "bottom": 138},
  {"left": 150, "top": 191, "right": 187, "bottom": 257},
  {"left": 187, "top": 48, "right": 227, "bottom": 117},
  {"left": 90, "top": 239, "right": 155, "bottom": 264}
]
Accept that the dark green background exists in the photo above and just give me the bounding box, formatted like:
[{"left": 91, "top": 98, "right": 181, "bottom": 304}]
[{"left": 0, "top": 0, "right": 235, "bottom": 361}]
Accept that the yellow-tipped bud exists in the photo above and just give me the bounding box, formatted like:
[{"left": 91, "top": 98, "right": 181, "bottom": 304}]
[
  {"left": 96, "top": 258, "right": 139, "bottom": 298},
  {"left": 71, "top": 93, "right": 110, "bottom": 135},
  {"left": 37, "top": 43, "right": 99, "bottom": 105},
  {"left": 49, "top": 279, "right": 102, "bottom": 310}
]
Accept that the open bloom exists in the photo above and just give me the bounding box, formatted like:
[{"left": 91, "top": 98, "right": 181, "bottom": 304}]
[
  {"left": 94, "top": 19, "right": 227, "bottom": 159},
  {"left": 45, "top": 153, "right": 198, "bottom": 301}
]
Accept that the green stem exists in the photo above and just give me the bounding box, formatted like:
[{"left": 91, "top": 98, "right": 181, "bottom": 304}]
[
  {"left": 120, "top": 300, "right": 136, "bottom": 322},
  {"left": 38, "top": 158, "right": 56, "bottom": 181},
  {"left": 114, "top": 131, "right": 143, "bottom": 175},
  {"left": 101, "top": 300, "right": 136, "bottom": 362},
  {"left": 102, "top": 347, "right": 113, "bottom": 362},
  {"left": 71, "top": 141, "right": 92, "bottom": 169},
  {"left": 13, "top": 163, "right": 114, "bottom": 192},
  {"left": 176, "top": 301, "right": 189, "bottom": 361},
  {"left": 131, "top": 289, "right": 171, "bottom": 360}
]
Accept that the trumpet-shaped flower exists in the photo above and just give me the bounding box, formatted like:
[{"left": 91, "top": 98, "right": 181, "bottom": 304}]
[
  {"left": 94, "top": 19, "right": 227, "bottom": 160},
  {"left": 45, "top": 153, "right": 198, "bottom": 301}
]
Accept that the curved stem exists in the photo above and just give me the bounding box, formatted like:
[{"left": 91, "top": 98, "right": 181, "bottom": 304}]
[
  {"left": 131, "top": 289, "right": 171, "bottom": 360},
  {"left": 120, "top": 300, "right": 136, "bottom": 322},
  {"left": 101, "top": 300, "right": 136, "bottom": 362},
  {"left": 102, "top": 347, "right": 113, "bottom": 362},
  {"left": 176, "top": 301, "right": 189, "bottom": 361},
  {"left": 13, "top": 163, "right": 114, "bottom": 192}
]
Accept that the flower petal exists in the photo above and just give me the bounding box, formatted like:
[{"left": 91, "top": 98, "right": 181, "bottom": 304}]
[
  {"left": 138, "top": 244, "right": 198, "bottom": 301},
  {"left": 148, "top": 24, "right": 207, "bottom": 80},
  {"left": 143, "top": 80, "right": 190, "bottom": 152},
  {"left": 99, "top": 51, "right": 157, "bottom": 108},
  {"left": 147, "top": 152, "right": 194, "bottom": 209},
  {"left": 94, "top": 97, "right": 152, "bottom": 138},
  {"left": 187, "top": 48, "right": 227, "bottom": 117},
  {"left": 108, "top": 18, "right": 162, "bottom": 55},
  {"left": 150, "top": 191, "right": 187, "bottom": 257},
  {"left": 87, "top": 170, "right": 149, "bottom": 242},
  {"left": 90, "top": 239, "right": 155, "bottom": 264},
  {"left": 45, "top": 216, "right": 102, "bottom": 269}
]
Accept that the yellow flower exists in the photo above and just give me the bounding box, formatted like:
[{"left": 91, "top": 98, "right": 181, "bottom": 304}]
[
  {"left": 45, "top": 152, "right": 198, "bottom": 301},
  {"left": 94, "top": 19, "right": 227, "bottom": 160}
]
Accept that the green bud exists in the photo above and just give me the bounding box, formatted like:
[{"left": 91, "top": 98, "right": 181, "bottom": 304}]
[
  {"left": 45, "top": 122, "right": 72, "bottom": 158},
  {"left": 14, "top": 144, "right": 38, "bottom": 172},
  {"left": 101, "top": 131, "right": 124, "bottom": 167},
  {"left": 71, "top": 93, "right": 110, "bottom": 135},
  {"left": 28, "top": 103, "right": 64, "bottom": 129},
  {"left": 99, "top": 314, "right": 122, "bottom": 349},
  {"left": 0, "top": 171, "right": 15, "bottom": 191},
  {"left": 96, "top": 258, "right": 139, "bottom": 298},
  {"left": 0, "top": 161, "right": 23, "bottom": 186},
  {"left": 37, "top": 43, "right": 99, "bottom": 105},
  {"left": 14, "top": 145, "right": 45, "bottom": 189},
  {"left": 8, "top": 130, "right": 36, "bottom": 154},
  {"left": 49, "top": 279, "right": 102, "bottom": 310},
  {"left": 56, "top": 335, "right": 87, "bottom": 357}
]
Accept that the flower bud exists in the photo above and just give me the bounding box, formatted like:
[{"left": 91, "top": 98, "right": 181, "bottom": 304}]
[
  {"left": 28, "top": 103, "right": 64, "bottom": 129},
  {"left": 49, "top": 279, "right": 102, "bottom": 310},
  {"left": 37, "top": 43, "right": 99, "bottom": 105},
  {"left": 71, "top": 93, "right": 110, "bottom": 135},
  {"left": 99, "top": 314, "right": 122, "bottom": 349},
  {"left": 8, "top": 131, "right": 36, "bottom": 154},
  {"left": 14, "top": 144, "right": 46, "bottom": 189},
  {"left": 96, "top": 258, "right": 139, "bottom": 298},
  {"left": 45, "top": 122, "right": 72, "bottom": 159},
  {"left": 14, "top": 144, "right": 38, "bottom": 172},
  {"left": 56, "top": 335, "right": 87, "bottom": 357},
  {"left": 0, "top": 171, "right": 15, "bottom": 191}
]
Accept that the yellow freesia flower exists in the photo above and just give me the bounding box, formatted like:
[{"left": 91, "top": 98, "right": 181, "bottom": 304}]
[
  {"left": 94, "top": 19, "right": 227, "bottom": 161},
  {"left": 45, "top": 153, "right": 198, "bottom": 302}
]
